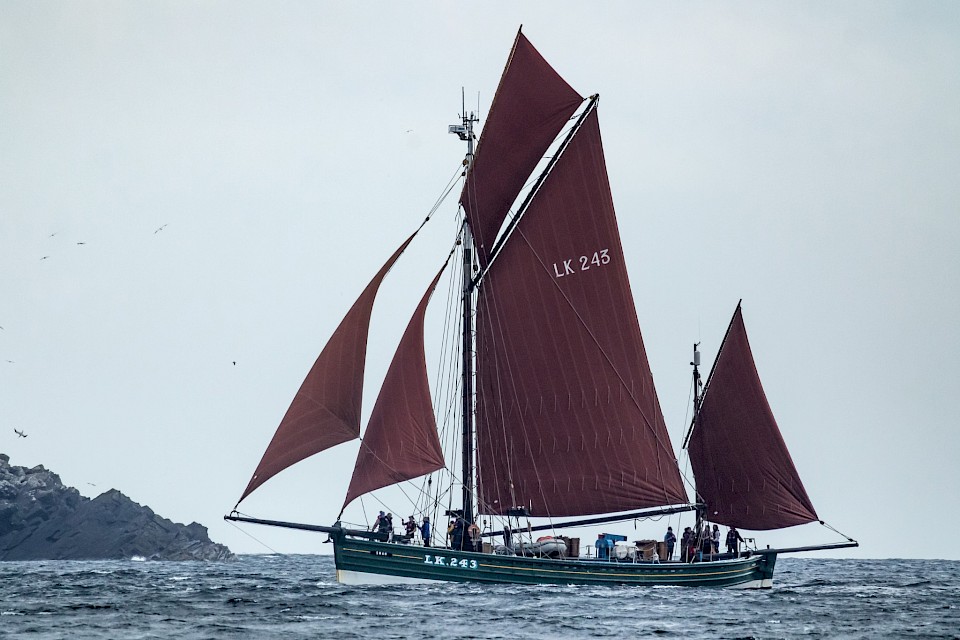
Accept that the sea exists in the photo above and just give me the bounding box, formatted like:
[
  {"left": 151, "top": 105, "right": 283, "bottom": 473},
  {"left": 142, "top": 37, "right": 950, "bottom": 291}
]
[{"left": 1, "top": 556, "right": 957, "bottom": 639}]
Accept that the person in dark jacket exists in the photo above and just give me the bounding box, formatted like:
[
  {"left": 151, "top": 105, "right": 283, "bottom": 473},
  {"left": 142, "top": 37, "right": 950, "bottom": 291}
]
[
  {"left": 664, "top": 527, "right": 677, "bottom": 561},
  {"left": 404, "top": 516, "right": 417, "bottom": 541},
  {"left": 726, "top": 526, "right": 744, "bottom": 555},
  {"left": 450, "top": 517, "right": 467, "bottom": 550},
  {"left": 376, "top": 513, "right": 394, "bottom": 542},
  {"left": 420, "top": 516, "right": 431, "bottom": 547}
]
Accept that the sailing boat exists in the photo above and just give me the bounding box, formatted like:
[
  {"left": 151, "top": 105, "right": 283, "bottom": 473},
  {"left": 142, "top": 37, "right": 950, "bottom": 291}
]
[{"left": 226, "top": 30, "right": 857, "bottom": 588}]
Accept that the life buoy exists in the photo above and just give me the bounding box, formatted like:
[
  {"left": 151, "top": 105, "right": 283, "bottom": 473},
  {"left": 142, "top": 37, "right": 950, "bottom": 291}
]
[{"left": 468, "top": 524, "right": 481, "bottom": 538}]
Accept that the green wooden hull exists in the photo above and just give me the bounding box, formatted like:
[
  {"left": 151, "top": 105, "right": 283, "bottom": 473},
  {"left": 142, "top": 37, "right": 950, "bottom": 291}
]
[{"left": 332, "top": 534, "right": 777, "bottom": 588}]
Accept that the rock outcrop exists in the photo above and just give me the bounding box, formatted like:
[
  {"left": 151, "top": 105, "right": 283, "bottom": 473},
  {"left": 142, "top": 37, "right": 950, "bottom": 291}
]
[{"left": 0, "top": 453, "right": 233, "bottom": 561}]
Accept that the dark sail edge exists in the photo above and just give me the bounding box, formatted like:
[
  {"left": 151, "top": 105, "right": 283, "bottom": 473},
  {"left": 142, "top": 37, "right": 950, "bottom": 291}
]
[
  {"left": 237, "top": 234, "right": 417, "bottom": 505},
  {"left": 460, "top": 31, "right": 583, "bottom": 267},
  {"left": 341, "top": 265, "right": 448, "bottom": 510},
  {"left": 475, "top": 109, "right": 688, "bottom": 518},
  {"left": 688, "top": 304, "right": 818, "bottom": 530}
]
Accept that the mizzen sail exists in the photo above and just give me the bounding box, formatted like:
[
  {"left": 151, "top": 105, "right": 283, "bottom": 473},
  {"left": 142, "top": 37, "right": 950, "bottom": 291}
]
[
  {"left": 461, "top": 30, "right": 582, "bottom": 267},
  {"left": 342, "top": 267, "right": 447, "bottom": 510},
  {"left": 237, "top": 235, "right": 415, "bottom": 505},
  {"left": 474, "top": 109, "right": 688, "bottom": 517},
  {"left": 688, "top": 304, "right": 818, "bottom": 530}
]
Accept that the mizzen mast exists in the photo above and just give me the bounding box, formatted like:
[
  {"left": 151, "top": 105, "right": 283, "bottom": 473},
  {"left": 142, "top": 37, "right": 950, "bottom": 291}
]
[
  {"left": 683, "top": 341, "right": 703, "bottom": 450},
  {"left": 686, "top": 342, "right": 705, "bottom": 539},
  {"left": 449, "top": 104, "right": 479, "bottom": 525}
]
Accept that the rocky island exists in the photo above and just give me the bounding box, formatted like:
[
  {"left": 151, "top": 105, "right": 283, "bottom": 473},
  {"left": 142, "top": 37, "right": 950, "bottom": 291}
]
[{"left": 0, "top": 453, "right": 233, "bottom": 561}]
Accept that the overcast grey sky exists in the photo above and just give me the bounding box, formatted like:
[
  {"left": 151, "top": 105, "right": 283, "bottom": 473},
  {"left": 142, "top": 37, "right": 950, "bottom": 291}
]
[{"left": 2, "top": 2, "right": 958, "bottom": 559}]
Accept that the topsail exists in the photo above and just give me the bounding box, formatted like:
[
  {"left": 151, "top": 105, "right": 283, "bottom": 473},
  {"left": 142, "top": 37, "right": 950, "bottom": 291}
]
[{"left": 460, "top": 31, "right": 582, "bottom": 267}]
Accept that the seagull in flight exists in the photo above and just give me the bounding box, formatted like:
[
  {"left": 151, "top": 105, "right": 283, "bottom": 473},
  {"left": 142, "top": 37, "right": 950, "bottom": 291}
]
[
  {"left": 154, "top": 224, "right": 168, "bottom": 234},
  {"left": 14, "top": 429, "right": 27, "bottom": 438},
  {"left": 76, "top": 242, "right": 86, "bottom": 245},
  {"left": 40, "top": 256, "right": 50, "bottom": 261}
]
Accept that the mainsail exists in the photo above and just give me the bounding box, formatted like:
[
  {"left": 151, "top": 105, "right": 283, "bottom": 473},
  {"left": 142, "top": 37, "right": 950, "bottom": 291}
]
[
  {"left": 237, "top": 234, "right": 415, "bottom": 504},
  {"left": 474, "top": 109, "right": 688, "bottom": 517},
  {"left": 460, "top": 30, "right": 583, "bottom": 267},
  {"left": 688, "top": 304, "right": 818, "bottom": 530},
  {"left": 342, "top": 267, "right": 447, "bottom": 510}
]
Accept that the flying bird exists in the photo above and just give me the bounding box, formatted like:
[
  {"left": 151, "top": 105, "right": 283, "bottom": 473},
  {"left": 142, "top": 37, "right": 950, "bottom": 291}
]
[
  {"left": 48, "top": 232, "right": 57, "bottom": 238},
  {"left": 40, "top": 256, "right": 50, "bottom": 260},
  {"left": 76, "top": 242, "right": 86, "bottom": 245},
  {"left": 14, "top": 429, "right": 27, "bottom": 438},
  {"left": 154, "top": 224, "right": 168, "bottom": 234}
]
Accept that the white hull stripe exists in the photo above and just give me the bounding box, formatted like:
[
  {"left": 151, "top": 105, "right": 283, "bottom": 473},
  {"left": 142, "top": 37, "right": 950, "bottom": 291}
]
[
  {"left": 336, "top": 568, "right": 771, "bottom": 588},
  {"left": 726, "top": 578, "right": 773, "bottom": 589},
  {"left": 336, "top": 569, "right": 444, "bottom": 586}
]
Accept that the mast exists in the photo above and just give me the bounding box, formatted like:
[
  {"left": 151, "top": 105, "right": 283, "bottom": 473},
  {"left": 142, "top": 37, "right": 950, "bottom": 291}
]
[
  {"left": 690, "top": 342, "right": 704, "bottom": 539},
  {"left": 684, "top": 342, "right": 702, "bottom": 448},
  {"left": 450, "top": 103, "right": 478, "bottom": 525},
  {"left": 693, "top": 342, "right": 701, "bottom": 397}
]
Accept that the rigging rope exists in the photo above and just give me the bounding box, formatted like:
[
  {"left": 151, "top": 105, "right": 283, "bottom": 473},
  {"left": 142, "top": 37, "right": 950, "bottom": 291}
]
[
  {"left": 342, "top": 178, "right": 468, "bottom": 528},
  {"left": 675, "top": 372, "right": 701, "bottom": 498},
  {"left": 820, "top": 520, "right": 859, "bottom": 544},
  {"left": 225, "top": 516, "right": 283, "bottom": 555}
]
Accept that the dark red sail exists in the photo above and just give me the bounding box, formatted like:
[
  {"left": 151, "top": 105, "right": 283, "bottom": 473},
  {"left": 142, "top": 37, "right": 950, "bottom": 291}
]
[
  {"left": 461, "top": 30, "right": 583, "bottom": 266},
  {"left": 342, "top": 267, "right": 447, "bottom": 509},
  {"left": 688, "top": 305, "right": 818, "bottom": 530},
  {"left": 474, "top": 109, "right": 688, "bottom": 517},
  {"left": 237, "top": 235, "right": 415, "bottom": 504}
]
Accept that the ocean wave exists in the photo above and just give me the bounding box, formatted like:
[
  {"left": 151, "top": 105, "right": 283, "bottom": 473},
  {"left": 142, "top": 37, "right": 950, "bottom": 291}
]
[{"left": 0, "top": 557, "right": 956, "bottom": 639}]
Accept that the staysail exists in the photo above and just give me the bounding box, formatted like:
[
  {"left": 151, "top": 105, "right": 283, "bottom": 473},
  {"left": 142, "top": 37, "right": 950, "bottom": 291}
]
[
  {"left": 342, "top": 267, "right": 447, "bottom": 510},
  {"left": 688, "top": 304, "right": 818, "bottom": 530},
  {"left": 237, "top": 234, "right": 416, "bottom": 505},
  {"left": 474, "top": 109, "right": 688, "bottom": 517},
  {"left": 460, "top": 30, "right": 583, "bottom": 267}
]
